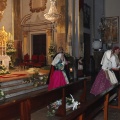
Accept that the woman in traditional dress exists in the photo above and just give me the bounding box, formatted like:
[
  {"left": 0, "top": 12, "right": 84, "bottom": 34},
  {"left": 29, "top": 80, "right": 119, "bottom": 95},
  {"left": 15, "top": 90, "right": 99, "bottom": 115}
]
[
  {"left": 90, "top": 49, "right": 117, "bottom": 96},
  {"left": 47, "top": 47, "right": 69, "bottom": 90},
  {"left": 110, "top": 46, "right": 120, "bottom": 82}
]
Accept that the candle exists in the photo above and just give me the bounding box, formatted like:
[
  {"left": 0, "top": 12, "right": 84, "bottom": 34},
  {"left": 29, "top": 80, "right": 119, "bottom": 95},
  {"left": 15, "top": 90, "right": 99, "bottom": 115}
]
[
  {"left": 70, "top": 68, "right": 73, "bottom": 72},
  {"left": 2, "top": 42, "right": 3, "bottom": 55},
  {"left": 5, "top": 41, "right": 6, "bottom": 55},
  {"left": 8, "top": 33, "right": 10, "bottom": 40}
]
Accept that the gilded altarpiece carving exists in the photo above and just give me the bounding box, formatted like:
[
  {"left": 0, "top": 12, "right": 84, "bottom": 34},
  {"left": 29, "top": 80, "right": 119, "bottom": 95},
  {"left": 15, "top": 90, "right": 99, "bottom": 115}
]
[{"left": 29, "top": 0, "right": 47, "bottom": 12}]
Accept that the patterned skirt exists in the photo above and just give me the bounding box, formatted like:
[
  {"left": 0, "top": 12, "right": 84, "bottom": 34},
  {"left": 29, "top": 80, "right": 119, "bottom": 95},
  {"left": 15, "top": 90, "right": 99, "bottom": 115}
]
[{"left": 90, "top": 69, "right": 112, "bottom": 96}]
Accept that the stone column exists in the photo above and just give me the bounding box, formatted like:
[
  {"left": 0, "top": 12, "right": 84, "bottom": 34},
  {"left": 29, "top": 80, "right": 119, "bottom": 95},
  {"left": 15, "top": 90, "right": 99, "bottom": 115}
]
[
  {"left": 23, "top": 31, "right": 28, "bottom": 55},
  {"left": 46, "top": 29, "right": 52, "bottom": 65}
]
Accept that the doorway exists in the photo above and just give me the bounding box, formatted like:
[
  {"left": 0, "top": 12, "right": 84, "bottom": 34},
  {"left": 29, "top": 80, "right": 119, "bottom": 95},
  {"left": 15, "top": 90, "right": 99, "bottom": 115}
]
[{"left": 32, "top": 34, "right": 46, "bottom": 56}]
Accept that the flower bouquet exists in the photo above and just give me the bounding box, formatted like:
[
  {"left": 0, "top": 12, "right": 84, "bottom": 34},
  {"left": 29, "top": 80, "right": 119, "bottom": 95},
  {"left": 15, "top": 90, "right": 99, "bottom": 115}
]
[
  {"left": 6, "top": 40, "right": 16, "bottom": 56},
  {"left": 47, "top": 94, "right": 80, "bottom": 116},
  {"left": 0, "top": 64, "right": 10, "bottom": 75},
  {"left": 25, "top": 68, "right": 48, "bottom": 87}
]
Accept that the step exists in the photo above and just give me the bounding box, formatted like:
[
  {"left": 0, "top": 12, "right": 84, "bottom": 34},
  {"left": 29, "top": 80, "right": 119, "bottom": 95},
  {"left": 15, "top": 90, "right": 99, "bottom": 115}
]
[
  {"left": 1, "top": 82, "right": 33, "bottom": 91},
  {"left": 0, "top": 78, "right": 24, "bottom": 86},
  {"left": 0, "top": 74, "right": 48, "bottom": 99},
  {"left": 5, "top": 85, "right": 48, "bottom": 98}
]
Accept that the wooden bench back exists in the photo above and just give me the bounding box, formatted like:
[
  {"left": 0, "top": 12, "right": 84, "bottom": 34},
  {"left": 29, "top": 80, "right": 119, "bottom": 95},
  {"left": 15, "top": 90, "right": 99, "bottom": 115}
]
[
  {"left": 56, "top": 77, "right": 87, "bottom": 116},
  {"left": 0, "top": 77, "right": 88, "bottom": 120},
  {"left": 60, "top": 83, "right": 119, "bottom": 120}
]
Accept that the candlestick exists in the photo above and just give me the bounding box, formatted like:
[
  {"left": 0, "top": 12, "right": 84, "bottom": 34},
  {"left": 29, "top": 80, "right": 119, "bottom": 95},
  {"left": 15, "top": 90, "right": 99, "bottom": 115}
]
[
  {"left": 11, "top": 34, "right": 13, "bottom": 40},
  {"left": 2, "top": 42, "right": 3, "bottom": 55},
  {"left": 8, "top": 32, "right": 11, "bottom": 40}
]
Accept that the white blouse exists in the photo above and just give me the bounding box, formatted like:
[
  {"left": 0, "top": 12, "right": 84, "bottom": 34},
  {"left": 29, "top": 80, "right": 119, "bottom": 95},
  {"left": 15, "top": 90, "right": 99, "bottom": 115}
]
[
  {"left": 101, "top": 50, "right": 112, "bottom": 70},
  {"left": 110, "top": 54, "right": 120, "bottom": 69}
]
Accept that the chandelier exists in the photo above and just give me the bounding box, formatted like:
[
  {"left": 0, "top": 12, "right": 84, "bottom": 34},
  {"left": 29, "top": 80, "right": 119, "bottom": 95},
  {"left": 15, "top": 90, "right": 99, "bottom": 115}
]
[{"left": 44, "top": 0, "right": 61, "bottom": 23}]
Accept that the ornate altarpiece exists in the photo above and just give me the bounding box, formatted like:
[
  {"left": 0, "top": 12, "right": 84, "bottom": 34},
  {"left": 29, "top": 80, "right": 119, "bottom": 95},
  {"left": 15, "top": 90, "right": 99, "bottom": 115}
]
[{"left": 0, "top": 27, "right": 10, "bottom": 70}]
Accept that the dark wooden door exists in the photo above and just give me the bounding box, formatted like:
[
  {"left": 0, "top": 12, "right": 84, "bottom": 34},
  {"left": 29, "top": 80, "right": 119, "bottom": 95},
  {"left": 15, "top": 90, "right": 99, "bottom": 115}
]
[{"left": 33, "top": 34, "right": 46, "bottom": 55}]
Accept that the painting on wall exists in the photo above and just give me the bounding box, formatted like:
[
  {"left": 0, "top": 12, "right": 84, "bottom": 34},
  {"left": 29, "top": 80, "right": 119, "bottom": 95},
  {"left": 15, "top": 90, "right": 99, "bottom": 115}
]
[
  {"left": 83, "top": 3, "right": 91, "bottom": 29},
  {"left": 101, "top": 16, "right": 119, "bottom": 43}
]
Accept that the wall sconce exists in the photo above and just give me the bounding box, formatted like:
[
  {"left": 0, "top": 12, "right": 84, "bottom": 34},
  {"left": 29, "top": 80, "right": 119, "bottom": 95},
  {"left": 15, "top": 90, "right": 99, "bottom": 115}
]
[{"left": 92, "top": 39, "right": 102, "bottom": 51}]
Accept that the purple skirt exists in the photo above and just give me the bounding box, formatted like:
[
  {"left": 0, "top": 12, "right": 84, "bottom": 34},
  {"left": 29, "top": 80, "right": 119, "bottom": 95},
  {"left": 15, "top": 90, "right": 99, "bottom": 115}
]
[{"left": 90, "top": 69, "right": 112, "bottom": 96}]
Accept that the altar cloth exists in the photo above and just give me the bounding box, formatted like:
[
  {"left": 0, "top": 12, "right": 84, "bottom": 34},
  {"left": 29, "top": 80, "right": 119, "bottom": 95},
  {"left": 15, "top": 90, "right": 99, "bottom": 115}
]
[
  {"left": 0, "top": 71, "right": 29, "bottom": 82},
  {"left": 0, "top": 55, "right": 11, "bottom": 70}
]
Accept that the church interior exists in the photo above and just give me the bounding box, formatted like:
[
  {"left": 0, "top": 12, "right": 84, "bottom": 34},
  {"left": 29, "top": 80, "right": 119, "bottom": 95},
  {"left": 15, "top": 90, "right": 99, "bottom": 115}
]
[{"left": 0, "top": 0, "right": 120, "bottom": 120}]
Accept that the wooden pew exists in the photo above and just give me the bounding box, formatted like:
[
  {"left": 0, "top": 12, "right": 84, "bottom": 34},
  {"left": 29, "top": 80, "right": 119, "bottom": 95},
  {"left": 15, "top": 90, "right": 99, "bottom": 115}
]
[
  {"left": 0, "top": 77, "right": 89, "bottom": 120},
  {"left": 60, "top": 83, "right": 120, "bottom": 120},
  {"left": 56, "top": 77, "right": 88, "bottom": 116}
]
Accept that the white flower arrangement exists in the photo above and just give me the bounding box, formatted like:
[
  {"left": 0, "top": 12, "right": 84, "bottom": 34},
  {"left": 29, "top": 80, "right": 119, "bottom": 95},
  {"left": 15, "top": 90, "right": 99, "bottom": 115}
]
[
  {"left": 47, "top": 94, "right": 80, "bottom": 116},
  {"left": 27, "top": 68, "right": 39, "bottom": 74},
  {"left": 6, "top": 40, "right": 16, "bottom": 55},
  {"left": 0, "top": 64, "right": 10, "bottom": 75},
  {"left": 0, "top": 89, "right": 5, "bottom": 100},
  {"left": 66, "top": 94, "right": 80, "bottom": 110},
  {"left": 25, "top": 68, "right": 48, "bottom": 87}
]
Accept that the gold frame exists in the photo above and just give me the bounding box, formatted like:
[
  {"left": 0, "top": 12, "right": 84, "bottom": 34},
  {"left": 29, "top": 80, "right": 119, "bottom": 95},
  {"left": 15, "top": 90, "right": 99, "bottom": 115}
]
[
  {"left": 29, "top": 0, "right": 47, "bottom": 13},
  {"left": 102, "top": 16, "right": 119, "bottom": 43}
]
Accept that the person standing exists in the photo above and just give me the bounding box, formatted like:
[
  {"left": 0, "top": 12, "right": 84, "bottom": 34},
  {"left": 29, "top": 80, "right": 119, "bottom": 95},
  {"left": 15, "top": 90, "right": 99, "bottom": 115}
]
[
  {"left": 90, "top": 49, "right": 118, "bottom": 96},
  {"left": 47, "top": 47, "right": 70, "bottom": 90},
  {"left": 110, "top": 46, "right": 120, "bottom": 82}
]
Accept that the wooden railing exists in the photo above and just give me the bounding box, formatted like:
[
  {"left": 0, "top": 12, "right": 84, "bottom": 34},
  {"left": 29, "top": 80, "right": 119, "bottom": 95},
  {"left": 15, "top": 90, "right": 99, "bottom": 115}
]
[
  {"left": 60, "top": 83, "right": 120, "bottom": 120},
  {"left": 0, "top": 77, "right": 89, "bottom": 120},
  {"left": 0, "top": 76, "right": 119, "bottom": 120}
]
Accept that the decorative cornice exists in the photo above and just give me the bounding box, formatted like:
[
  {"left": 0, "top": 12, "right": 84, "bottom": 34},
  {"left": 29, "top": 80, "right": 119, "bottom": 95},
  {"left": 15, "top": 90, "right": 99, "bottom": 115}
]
[{"left": 29, "top": 0, "right": 47, "bottom": 13}]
